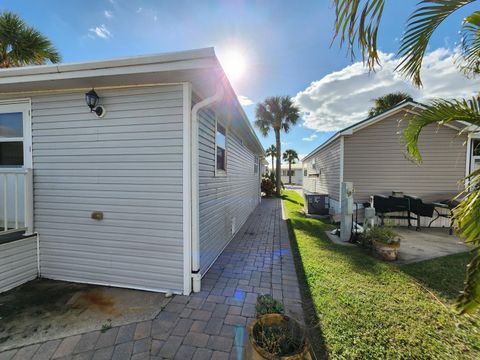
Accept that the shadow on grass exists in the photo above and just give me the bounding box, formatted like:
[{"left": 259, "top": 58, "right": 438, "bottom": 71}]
[
  {"left": 399, "top": 252, "right": 472, "bottom": 303},
  {"left": 285, "top": 216, "right": 329, "bottom": 360}
]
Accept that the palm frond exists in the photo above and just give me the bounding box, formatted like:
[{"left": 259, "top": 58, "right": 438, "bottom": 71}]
[
  {"left": 459, "top": 11, "right": 480, "bottom": 77},
  {"left": 333, "top": 0, "right": 385, "bottom": 69},
  {"left": 404, "top": 96, "right": 480, "bottom": 162},
  {"left": 397, "top": 0, "right": 474, "bottom": 87},
  {"left": 0, "top": 11, "right": 60, "bottom": 68},
  {"left": 403, "top": 96, "right": 480, "bottom": 313},
  {"left": 453, "top": 169, "right": 480, "bottom": 314}
]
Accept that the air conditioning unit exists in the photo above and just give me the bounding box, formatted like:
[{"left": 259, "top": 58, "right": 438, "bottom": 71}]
[{"left": 304, "top": 193, "right": 329, "bottom": 215}]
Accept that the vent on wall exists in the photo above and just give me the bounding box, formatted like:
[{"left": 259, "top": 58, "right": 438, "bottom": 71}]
[{"left": 231, "top": 217, "right": 236, "bottom": 235}]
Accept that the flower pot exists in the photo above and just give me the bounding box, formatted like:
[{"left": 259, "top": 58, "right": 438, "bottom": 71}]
[
  {"left": 373, "top": 240, "right": 400, "bottom": 261},
  {"left": 245, "top": 314, "right": 311, "bottom": 360}
]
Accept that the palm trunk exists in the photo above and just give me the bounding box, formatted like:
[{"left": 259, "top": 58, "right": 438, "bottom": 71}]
[
  {"left": 275, "top": 130, "right": 281, "bottom": 196},
  {"left": 288, "top": 161, "right": 292, "bottom": 184},
  {"left": 271, "top": 155, "right": 275, "bottom": 174}
]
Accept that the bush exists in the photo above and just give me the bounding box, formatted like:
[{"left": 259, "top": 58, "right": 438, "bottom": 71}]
[
  {"left": 362, "top": 225, "right": 401, "bottom": 247},
  {"left": 261, "top": 171, "right": 285, "bottom": 197},
  {"left": 256, "top": 294, "right": 284, "bottom": 316},
  {"left": 261, "top": 178, "right": 275, "bottom": 197}
]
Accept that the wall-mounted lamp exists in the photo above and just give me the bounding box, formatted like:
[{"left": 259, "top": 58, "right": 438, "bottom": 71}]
[{"left": 85, "top": 89, "right": 106, "bottom": 118}]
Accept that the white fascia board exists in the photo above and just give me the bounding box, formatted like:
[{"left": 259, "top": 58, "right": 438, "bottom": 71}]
[{"left": 0, "top": 48, "right": 216, "bottom": 79}]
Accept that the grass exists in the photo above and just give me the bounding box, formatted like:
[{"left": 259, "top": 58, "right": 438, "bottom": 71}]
[
  {"left": 282, "top": 190, "right": 480, "bottom": 359},
  {"left": 400, "top": 252, "right": 473, "bottom": 303}
]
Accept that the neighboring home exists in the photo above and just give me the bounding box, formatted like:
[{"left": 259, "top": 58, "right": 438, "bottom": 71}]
[
  {"left": 303, "top": 100, "right": 474, "bottom": 223},
  {"left": 0, "top": 48, "right": 264, "bottom": 296},
  {"left": 281, "top": 163, "right": 303, "bottom": 185}
]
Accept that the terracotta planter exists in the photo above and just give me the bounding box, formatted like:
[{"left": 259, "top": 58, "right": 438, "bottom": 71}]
[
  {"left": 373, "top": 240, "right": 400, "bottom": 261},
  {"left": 245, "top": 314, "right": 311, "bottom": 360}
]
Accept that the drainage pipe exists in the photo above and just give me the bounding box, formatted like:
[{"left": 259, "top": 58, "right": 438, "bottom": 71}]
[{"left": 190, "top": 85, "right": 224, "bottom": 292}]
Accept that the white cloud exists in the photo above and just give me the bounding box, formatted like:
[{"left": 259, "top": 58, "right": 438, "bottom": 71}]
[
  {"left": 89, "top": 24, "right": 112, "bottom": 39},
  {"left": 302, "top": 133, "right": 317, "bottom": 141},
  {"left": 104, "top": 10, "right": 113, "bottom": 18},
  {"left": 294, "top": 48, "right": 480, "bottom": 132},
  {"left": 238, "top": 95, "right": 254, "bottom": 106}
]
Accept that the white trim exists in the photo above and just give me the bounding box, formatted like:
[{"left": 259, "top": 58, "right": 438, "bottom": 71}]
[
  {"left": 339, "top": 136, "right": 344, "bottom": 208},
  {"left": 466, "top": 133, "right": 473, "bottom": 178},
  {"left": 214, "top": 114, "right": 227, "bottom": 177},
  {"left": 0, "top": 99, "right": 32, "bottom": 169},
  {"left": 182, "top": 82, "right": 192, "bottom": 295}
]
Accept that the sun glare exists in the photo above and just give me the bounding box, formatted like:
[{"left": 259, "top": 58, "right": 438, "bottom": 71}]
[{"left": 220, "top": 48, "right": 247, "bottom": 82}]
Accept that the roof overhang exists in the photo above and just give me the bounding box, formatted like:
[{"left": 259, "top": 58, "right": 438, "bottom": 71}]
[
  {"left": 302, "top": 100, "right": 466, "bottom": 161},
  {"left": 0, "top": 47, "right": 264, "bottom": 155}
]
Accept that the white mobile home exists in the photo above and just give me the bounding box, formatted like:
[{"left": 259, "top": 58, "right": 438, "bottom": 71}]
[
  {"left": 281, "top": 163, "right": 303, "bottom": 185},
  {"left": 0, "top": 48, "right": 264, "bottom": 295},
  {"left": 303, "top": 100, "right": 471, "bottom": 221}
]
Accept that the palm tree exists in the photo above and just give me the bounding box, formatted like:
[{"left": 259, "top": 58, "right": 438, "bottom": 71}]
[
  {"left": 255, "top": 96, "right": 300, "bottom": 196},
  {"left": 333, "top": 0, "right": 480, "bottom": 313},
  {"left": 265, "top": 145, "right": 277, "bottom": 174},
  {"left": 282, "top": 149, "right": 299, "bottom": 185},
  {"left": 0, "top": 11, "right": 61, "bottom": 68},
  {"left": 368, "top": 92, "right": 412, "bottom": 117}
]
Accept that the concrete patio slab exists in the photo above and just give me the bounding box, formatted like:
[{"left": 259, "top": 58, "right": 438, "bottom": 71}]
[
  {"left": 0, "top": 198, "right": 304, "bottom": 359},
  {"left": 0, "top": 279, "right": 169, "bottom": 352},
  {"left": 394, "top": 227, "right": 470, "bottom": 264}
]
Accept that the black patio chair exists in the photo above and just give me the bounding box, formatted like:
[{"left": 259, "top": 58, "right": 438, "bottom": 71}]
[
  {"left": 404, "top": 195, "right": 435, "bottom": 230},
  {"left": 372, "top": 194, "right": 415, "bottom": 227}
]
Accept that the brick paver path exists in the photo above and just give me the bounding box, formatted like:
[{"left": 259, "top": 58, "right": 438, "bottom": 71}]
[{"left": 0, "top": 198, "right": 303, "bottom": 359}]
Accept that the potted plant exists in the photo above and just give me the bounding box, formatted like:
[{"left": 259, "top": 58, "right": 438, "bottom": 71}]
[
  {"left": 363, "top": 225, "right": 401, "bottom": 261},
  {"left": 245, "top": 295, "right": 311, "bottom": 360}
]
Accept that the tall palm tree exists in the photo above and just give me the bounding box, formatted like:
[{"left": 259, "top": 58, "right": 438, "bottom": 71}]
[
  {"left": 0, "top": 11, "right": 61, "bottom": 68},
  {"left": 255, "top": 96, "right": 300, "bottom": 196},
  {"left": 333, "top": 0, "right": 480, "bottom": 313},
  {"left": 282, "top": 149, "right": 299, "bottom": 185},
  {"left": 368, "top": 92, "right": 412, "bottom": 117},
  {"left": 265, "top": 145, "right": 277, "bottom": 174}
]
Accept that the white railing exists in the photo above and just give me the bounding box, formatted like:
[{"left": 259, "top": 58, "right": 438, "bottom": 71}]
[{"left": 0, "top": 168, "right": 33, "bottom": 235}]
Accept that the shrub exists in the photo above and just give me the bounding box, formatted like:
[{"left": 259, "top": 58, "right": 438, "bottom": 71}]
[
  {"left": 362, "top": 225, "right": 401, "bottom": 247},
  {"left": 256, "top": 294, "right": 284, "bottom": 316},
  {"left": 261, "top": 178, "right": 275, "bottom": 197}
]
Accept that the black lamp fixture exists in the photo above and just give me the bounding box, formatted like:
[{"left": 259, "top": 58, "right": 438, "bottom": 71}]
[{"left": 85, "top": 89, "right": 106, "bottom": 118}]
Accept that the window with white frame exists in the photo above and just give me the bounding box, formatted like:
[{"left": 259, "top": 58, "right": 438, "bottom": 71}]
[
  {"left": 216, "top": 121, "right": 226, "bottom": 172},
  {"left": 0, "top": 105, "right": 29, "bottom": 168},
  {"left": 254, "top": 156, "right": 259, "bottom": 174}
]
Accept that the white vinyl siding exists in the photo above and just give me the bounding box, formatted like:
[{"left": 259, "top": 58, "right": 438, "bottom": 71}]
[
  {"left": 30, "top": 85, "right": 185, "bottom": 293},
  {"left": 198, "top": 107, "right": 260, "bottom": 275},
  {"left": 303, "top": 139, "right": 341, "bottom": 200},
  {"left": 343, "top": 112, "right": 467, "bottom": 203},
  {"left": 0, "top": 237, "right": 37, "bottom": 293}
]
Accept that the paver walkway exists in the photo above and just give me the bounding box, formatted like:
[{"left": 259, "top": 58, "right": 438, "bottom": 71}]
[{"left": 0, "top": 198, "right": 303, "bottom": 360}]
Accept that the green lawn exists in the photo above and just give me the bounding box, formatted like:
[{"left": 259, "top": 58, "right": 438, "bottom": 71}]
[{"left": 282, "top": 190, "right": 480, "bottom": 359}]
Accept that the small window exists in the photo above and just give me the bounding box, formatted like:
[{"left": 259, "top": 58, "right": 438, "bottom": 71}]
[
  {"left": 216, "top": 121, "right": 226, "bottom": 172},
  {"left": 304, "top": 169, "right": 307, "bottom": 176},
  {"left": 0, "top": 112, "right": 24, "bottom": 167},
  {"left": 254, "top": 156, "right": 259, "bottom": 174},
  {"left": 472, "top": 139, "right": 480, "bottom": 156}
]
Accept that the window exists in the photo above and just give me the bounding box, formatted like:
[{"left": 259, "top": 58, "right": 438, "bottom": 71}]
[
  {"left": 304, "top": 169, "right": 307, "bottom": 176},
  {"left": 0, "top": 111, "right": 25, "bottom": 167},
  {"left": 216, "top": 121, "right": 226, "bottom": 172},
  {"left": 254, "top": 156, "right": 259, "bottom": 174}
]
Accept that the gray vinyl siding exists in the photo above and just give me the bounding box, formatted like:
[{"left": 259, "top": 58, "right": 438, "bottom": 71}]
[
  {"left": 303, "top": 139, "right": 341, "bottom": 200},
  {"left": 198, "top": 108, "right": 260, "bottom": 275},
  {"left": 0, "top": 237, "right": 37, "bottom": 293},
  {"left": 343, "top": 111, "right": 467, "bottom": 203},
  {"left": 30, "top": 85, "right": 185, "bottom": 292}
]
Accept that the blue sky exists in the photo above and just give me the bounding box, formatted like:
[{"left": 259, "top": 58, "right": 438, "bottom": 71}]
[{"left": 2, "top": 0, "right": 478, "bottom": 161}]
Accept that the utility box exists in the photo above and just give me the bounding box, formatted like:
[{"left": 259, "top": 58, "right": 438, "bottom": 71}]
[{"left": 304, "top": 193, "right": 329, "bottom": 215}]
